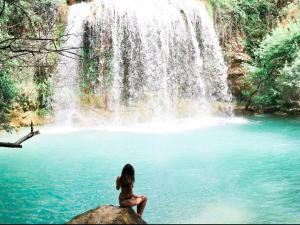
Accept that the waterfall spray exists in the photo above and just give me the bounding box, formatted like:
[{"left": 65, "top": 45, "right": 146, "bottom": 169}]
[{"left": 54, "top": 0, "right": 232, "bottom": 127}]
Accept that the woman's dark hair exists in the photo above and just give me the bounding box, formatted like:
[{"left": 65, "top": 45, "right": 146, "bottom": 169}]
[{"left": 120, "top": 164, "right": 135, "bottom": 187}]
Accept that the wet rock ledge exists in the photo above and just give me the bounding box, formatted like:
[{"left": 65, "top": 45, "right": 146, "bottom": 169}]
[{"left": 66, "top": 205, "right": 147, "bottom": 224}]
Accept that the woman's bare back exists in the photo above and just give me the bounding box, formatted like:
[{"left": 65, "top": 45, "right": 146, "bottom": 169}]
[
  {"left": 116, "top": 176, "right": 133, "bottom": 202},
  {"left": 116, "top": 164, "right": 148, "bottom": 217}
]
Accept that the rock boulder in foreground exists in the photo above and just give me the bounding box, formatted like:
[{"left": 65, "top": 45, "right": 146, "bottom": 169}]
[{"left": 66, "top": 205, "right": 147, "bottom": 224}]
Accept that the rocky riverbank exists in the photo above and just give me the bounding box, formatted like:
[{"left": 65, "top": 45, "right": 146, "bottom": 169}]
[{"left": 233, "top": 103, "right": 300, "bottom": 117}]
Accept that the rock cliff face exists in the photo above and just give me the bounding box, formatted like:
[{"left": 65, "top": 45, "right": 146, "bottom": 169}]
[
  {"left": 66, "top": 205, "right": 147, "bottom": 224},
  {"left": 66, "top": 0, "right": 77, "bottom": 5},
  {"left": 204, "top": 2, "right": 252, "bottom": 102},
  {"left": 227, "top": 52, "right": 251, "bottom": 101}
]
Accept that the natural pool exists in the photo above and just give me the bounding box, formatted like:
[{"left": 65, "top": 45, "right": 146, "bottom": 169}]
[{"left": 1, "top": 116, "right": 300, "bottom": 224}]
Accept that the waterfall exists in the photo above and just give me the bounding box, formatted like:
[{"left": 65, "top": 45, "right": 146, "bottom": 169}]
[
  {"left": 54, "top": 0, "right": 232, "bottom": 127},
  {"left": 55, "top": 3, "right": 90, "bottom": 125}
]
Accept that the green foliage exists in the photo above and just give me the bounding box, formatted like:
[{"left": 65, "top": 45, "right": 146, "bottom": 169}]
[
  {"left": 36, "top": 108, "right": 50, "bottom": 117},
  {"left": 80, "top": 45, "right": 113, "bottom": 98},
  {"left": 80, "top": 23, "right": 100, "bottom": 95},
  {"left": 80, "top": 47, "right": 99, "bottom": 94},
  {"left": 238, "top": 1, "right": 278, "bottom": 58},
  {"left": 0, "top": 0, "right": 65, "bottom": 130},
  {"left": 259, "top": 21, "right": 300, "bottom": 66},
  {"left": 278, "top": 51, "right": 300, "bottom": 104},
  {"left": 244, "top": 19, "right": 300, "bottom": 108},
  {"left": 103, "top": 48, "right": 113, "bottom": 89},
  {"left": 209, "top": 0, "right": 279, "bottom": 58},
  {"left": 0, "top": 0, "right": 60, "bottom": 36},
  {"left": 34, "top": 67, "right": 53, "bottom": 112},
  {"left": 208, "top": 0, "right": 228, "bottom": 9},
  {"left": 16, "top": 93, "right": 36, "bottom": 112},
  {"left": 0, "top": 66, "right": 17, "bottom": 132},
  {"left": 209, "top": 0, "right": 300, "bottom": 110},
  {"left": 280, "top": 52, "right": 300, "bottom": 89}
]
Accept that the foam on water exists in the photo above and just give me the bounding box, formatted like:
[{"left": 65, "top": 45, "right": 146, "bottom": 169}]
[{"left": 44, "top": 117, "right": 249, "bottom": 134}]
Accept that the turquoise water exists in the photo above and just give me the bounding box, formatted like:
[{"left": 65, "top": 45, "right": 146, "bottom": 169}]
[{"left": 1, "top": 116, "right": 300, "bottom": 224}]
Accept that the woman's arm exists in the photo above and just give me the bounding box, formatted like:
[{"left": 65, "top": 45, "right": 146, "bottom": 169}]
[{"left": 116, "top": 176, "right": 121, "bottom": 190}]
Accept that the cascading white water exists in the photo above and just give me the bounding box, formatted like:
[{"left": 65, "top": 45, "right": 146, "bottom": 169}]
[
  {"left": 54, "top": 3, "right": 90, "bottom": 125},
  {"left": 54, "top": 0, "right": 232, "bottom": 127}
]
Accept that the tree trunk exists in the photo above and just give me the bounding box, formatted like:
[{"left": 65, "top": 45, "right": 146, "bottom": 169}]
[{"left": 0, "top": 122, "right": 40, "bottom": 149}]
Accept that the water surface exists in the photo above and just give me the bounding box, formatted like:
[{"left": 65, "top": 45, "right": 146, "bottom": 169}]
[{"left": 1, "top": 116, "right": 300, "bottom": 224}]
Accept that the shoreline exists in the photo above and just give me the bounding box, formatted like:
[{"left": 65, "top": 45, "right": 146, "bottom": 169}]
[
  {"left": 3, "top": 107, "right": 300, "bottom": 134},
  {"left": 234, "top": 105, "right": 300, "bottom": 118}
]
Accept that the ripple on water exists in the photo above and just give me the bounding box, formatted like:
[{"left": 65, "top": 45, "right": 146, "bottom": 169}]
[{"left": 1, "top": 116, "right": 300, "bottom": 224}]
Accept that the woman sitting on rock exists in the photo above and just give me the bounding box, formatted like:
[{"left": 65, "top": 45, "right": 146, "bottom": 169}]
[{"left": 116, "top": 164, "right": 148, "bottom": 217}]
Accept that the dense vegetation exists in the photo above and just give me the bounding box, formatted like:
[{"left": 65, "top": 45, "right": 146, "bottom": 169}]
[
  {"left": 0, "top": 66, "right": 17, "bottom": 131},
  {"left": 209, "top": 0, "right": 300, "bottom": 112},
  {"left": 0, "top": 0, "right": 66, "bottom": 131},
  {"left": 208, "top": 0, "right": 279, "bottom": 58},
  {"left": 244, "top": 19, "right": 300, "bottom": 110}
]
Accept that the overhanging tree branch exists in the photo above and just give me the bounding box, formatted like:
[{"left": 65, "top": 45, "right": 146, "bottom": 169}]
[
  {"left": 10, "top": 1, "right": 36, "bottom": 36},
  {"left": 0, "top": 122, "right": 40, "bottom": 148},
  {"left": 0, "top": 0, "right": 83, "bottom": 69},
  {"left": 0, "top": 34, "right": 83, "bottom": 60}
]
